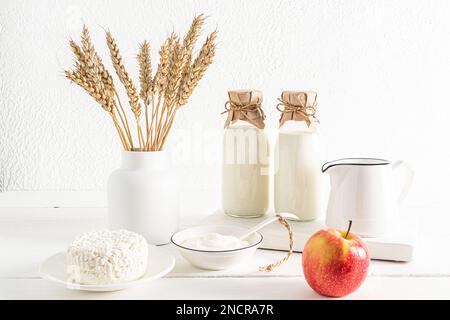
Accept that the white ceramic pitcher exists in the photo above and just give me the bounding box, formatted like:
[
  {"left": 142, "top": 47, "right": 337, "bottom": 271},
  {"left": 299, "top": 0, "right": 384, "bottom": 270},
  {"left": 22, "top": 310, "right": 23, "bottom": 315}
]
[{"left": 322, "top": 158, "right": 414, "bottom": 237}]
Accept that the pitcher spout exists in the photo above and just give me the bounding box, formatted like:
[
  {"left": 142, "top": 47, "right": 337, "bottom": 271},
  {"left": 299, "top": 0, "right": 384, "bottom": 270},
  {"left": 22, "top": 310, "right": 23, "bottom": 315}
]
[
  {"left": 322, "top": 158, "right": 390, "bottom": 173},
  {"left": 322, "top": 158, "right": 390, "bottom": 190}
]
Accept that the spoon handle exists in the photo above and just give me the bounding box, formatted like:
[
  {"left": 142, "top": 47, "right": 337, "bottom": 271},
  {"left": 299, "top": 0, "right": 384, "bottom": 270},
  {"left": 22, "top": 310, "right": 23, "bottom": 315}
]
[
  {"left": 238, "top": 213, "right": 297, "bottom": 240},
  {"left": 239, "top": 217, "right": 278, "bottom": 240}
]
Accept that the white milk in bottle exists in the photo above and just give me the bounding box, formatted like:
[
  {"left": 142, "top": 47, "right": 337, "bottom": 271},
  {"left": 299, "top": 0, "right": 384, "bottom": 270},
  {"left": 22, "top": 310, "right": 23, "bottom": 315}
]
[
  {"left": 222, "top": 90, "right": 269, "bottom": 218},
  {"left": 274, "top": 91, "right": 326, "bottom": 221}
]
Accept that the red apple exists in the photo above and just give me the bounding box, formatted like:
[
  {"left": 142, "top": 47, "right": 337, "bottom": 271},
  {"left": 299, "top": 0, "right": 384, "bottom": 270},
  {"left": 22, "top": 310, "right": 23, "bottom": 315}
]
[{"left": 302, "top": 221, "right": 370, "bottom": 297}]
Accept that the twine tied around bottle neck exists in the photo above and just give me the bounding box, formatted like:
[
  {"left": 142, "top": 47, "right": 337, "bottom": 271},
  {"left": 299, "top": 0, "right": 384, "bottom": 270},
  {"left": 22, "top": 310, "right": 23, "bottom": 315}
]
[
  {"left": 276, "top": 93, "right": 319, "bottom": 128},
  {"left": 221, "top": 100, "right": 266, "bottom": 129},
  {"left": 259, "top": 214, "right": 294, "bottom": 272}
]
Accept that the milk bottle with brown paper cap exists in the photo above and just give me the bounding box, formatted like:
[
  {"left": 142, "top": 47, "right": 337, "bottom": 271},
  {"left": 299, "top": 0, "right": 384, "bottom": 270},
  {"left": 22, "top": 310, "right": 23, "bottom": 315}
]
[
  {"left": 221, "top": 90, "right": 269, "bottom": 218},
  {"left": 274, "top": 90, "right": 327, "bottom": 221}
]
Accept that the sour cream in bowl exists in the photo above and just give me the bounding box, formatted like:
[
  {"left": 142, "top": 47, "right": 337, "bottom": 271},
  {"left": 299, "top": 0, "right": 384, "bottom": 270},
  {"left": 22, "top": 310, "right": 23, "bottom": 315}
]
[{"left": 171, "top": 225, "right": 263, "bottom": 270}]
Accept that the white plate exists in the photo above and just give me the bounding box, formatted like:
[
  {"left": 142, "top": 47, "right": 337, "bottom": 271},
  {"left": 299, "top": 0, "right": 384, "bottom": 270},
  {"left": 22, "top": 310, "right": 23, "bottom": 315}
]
[{"left": 39, "top": 245, "right": 175, "bottom": 292}]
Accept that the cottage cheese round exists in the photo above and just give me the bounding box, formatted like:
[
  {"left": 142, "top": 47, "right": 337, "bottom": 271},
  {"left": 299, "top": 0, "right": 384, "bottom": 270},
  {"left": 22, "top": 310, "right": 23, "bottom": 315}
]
[{"left": 66, "top": 229, "right": 148, "bottom": 285}]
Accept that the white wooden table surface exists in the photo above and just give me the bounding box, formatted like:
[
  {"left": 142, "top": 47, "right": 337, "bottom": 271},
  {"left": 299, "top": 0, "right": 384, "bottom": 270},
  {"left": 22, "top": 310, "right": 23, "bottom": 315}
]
[{"left": 1, "top": 191, "right": 449, "bottom": 300}]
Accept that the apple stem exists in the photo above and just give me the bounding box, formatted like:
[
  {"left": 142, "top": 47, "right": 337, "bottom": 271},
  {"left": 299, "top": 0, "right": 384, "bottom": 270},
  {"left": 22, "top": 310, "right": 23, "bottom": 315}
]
[{"left": 344, "top": 220, "right": 353, "bottom": 239}]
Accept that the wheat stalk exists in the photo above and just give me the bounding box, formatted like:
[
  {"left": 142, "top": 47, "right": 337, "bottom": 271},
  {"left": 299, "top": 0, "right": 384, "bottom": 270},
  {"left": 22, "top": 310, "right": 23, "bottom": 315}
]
[
  {"left": 106, "top": 31, "right": 141, "bottom": 118},
  {"left": 106, "top": 31, "right": 144, "bottom": 148},
  {"left": 178, "top": 15, "right": 205, "bottom": 91},
  {"left": 182, "top": 15, "right": 205, "bottom": 58},
  {"left": 138, "top": 40, "right": 152, "bottom": 142},
  {"left": 64, "top": 70, "right": 130, "bottom": 150},
  {"left": 152, "top": 34, "right": 176, "bottom": 95},
  {"left": 138, "top": 41, "right": 153, "bottom": 105},
  {"left": 164, "top": 39, "right": 183, "bottom": 107},
  {"left": 147, "top": 34, "right": 177, "bottom": 150},
  {"left": 64, "top": 71, "right": 111, "bottom": 111},
  {"left": 178, "top": 31, "right": 217, "bottom": 106},
  {"left": 69, "top": 40, "right": 88, "bottom": 78},
  {"left": 153, "top": 39, "right": 181, "bottom": 148},
  {"left": 81, "top": 26, "right": 103, "bottom": 92},
  {"left": 155, "top": 39, "right": 184, "bottom": 145}
]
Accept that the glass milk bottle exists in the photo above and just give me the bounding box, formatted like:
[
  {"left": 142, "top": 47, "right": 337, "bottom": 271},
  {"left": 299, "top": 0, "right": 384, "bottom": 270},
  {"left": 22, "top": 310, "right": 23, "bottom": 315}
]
[
  {"left": 221, "top": 90, "right": 269, "bottom": 218},
  {"left": 274, "top": 91, "right": 326, "bottom": 221}
]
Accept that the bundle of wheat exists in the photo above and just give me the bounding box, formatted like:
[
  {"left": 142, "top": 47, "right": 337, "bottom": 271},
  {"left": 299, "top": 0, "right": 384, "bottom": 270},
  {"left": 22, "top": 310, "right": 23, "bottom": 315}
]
[{"left": 65, "top": 15, "right": 217, "bottom": 151}]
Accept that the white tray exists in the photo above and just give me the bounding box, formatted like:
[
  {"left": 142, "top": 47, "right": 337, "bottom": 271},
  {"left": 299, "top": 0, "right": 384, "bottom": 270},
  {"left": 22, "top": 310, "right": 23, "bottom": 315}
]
[{"left": 201, "top": 210, "right": 416, "bottom": 262}]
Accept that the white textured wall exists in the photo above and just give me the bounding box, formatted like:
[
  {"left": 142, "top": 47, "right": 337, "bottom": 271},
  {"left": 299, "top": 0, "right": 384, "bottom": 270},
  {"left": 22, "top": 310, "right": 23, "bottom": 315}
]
[{"left": 1, "top": 0, "right": 449, "bottom": 210}]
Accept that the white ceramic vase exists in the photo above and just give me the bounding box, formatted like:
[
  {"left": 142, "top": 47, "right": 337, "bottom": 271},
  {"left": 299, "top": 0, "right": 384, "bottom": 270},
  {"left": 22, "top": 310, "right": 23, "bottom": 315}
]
[{"left": 107, "top": 151, "right": 179, "bottom": 245}]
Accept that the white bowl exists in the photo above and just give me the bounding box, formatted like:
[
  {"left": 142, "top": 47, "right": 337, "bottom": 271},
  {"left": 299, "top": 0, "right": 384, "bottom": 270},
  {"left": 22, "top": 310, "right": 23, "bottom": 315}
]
[{"left": 171, "top": 225, "right": 263, "bottom": 271}]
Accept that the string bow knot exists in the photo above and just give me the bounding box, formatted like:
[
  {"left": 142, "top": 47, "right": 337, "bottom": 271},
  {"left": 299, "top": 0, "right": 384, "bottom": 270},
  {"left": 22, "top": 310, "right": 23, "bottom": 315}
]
[{"left": 222, "top": 100, "right": 266, "bottom": 129}]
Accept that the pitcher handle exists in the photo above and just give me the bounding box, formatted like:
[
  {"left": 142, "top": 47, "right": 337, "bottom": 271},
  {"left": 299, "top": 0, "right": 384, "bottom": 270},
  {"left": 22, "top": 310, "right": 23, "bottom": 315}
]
[{"left": 392, "top": 160, "right": 414, "bottom": 204}]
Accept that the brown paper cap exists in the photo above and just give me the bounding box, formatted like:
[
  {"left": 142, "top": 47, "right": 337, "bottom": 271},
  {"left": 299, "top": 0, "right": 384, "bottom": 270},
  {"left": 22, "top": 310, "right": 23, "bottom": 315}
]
[
  {"left": 228, "top": 90, "right": 263, "bottom": 105},
  {"left": 278, "top": 91, "right": 318, "bottom": 127},
  {"left": 223, "top": 90, "right": 265, "bottom": 129},
  {"left": 281, "top": 91, "right": 317, "bottom": 106}
]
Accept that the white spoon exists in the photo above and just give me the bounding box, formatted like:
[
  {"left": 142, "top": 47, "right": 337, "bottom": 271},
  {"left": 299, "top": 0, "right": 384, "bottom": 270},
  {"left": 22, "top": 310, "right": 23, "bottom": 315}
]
[{"left": 238, "top": 213, "right": 298, "bottom": 240}]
